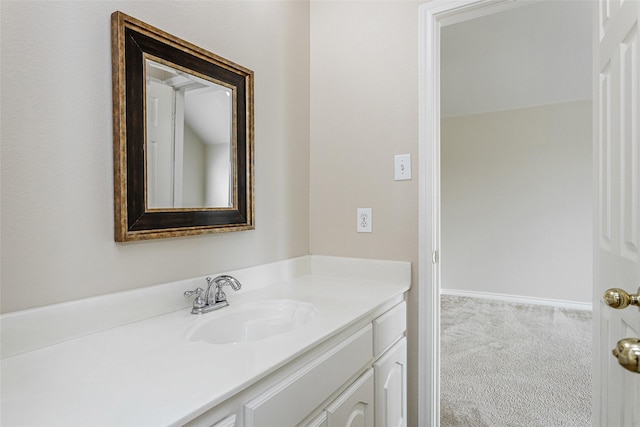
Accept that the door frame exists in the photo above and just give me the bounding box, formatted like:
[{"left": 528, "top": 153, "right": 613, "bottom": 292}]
[{"left": 417, "top": 1, "right": 557, "bottom": 425}]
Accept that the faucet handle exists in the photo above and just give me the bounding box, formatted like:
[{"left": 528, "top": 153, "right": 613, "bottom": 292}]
[
  {"left": 184, "top": 287, "right": 206, "bottom": 311},
  {"left": 184, "top": 287, "right": 204, "bottom": 298}
]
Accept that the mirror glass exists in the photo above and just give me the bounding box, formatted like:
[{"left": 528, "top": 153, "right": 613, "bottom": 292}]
[
  {"left": 111, "top": 11, "right": 254, "bottom": 242},
  {"left": 145, "top": 59, "right": 233, "bottom": 209}
]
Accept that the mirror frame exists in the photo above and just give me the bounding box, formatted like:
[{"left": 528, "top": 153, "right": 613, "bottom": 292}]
[{"left": 111, "top": 11, "right": 254, "bottom": 242}]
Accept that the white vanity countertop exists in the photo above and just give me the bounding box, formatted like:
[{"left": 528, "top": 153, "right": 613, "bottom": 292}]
[{"left": 1, "top": 256, "right": 410, "bottom": 426}]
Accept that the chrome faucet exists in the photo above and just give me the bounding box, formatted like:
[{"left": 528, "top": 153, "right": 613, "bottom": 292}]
[{"left": 184, "top": 275, "right": 242, "bottom": 315}]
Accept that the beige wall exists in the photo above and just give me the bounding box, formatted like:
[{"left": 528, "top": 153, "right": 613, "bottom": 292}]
[
  {"left": 0, "top": 1, "right": 310, "bottom": 312},
  {"left": 2, "top": 1, "right": 422, "bottom": 424},
  {"left": 441, "top": 100, "right": 593, "bottom": 303},
  {"left": 309, "top": 1, "right": 420, "bottom": 424}
]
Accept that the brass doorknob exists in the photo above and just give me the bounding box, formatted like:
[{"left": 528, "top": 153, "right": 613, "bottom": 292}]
[
  {"left": 603, "top": 288, "right": 640, "bottom": 309},
  {"left": 612, "top": 338, "right": 640, "bottom": 374}
]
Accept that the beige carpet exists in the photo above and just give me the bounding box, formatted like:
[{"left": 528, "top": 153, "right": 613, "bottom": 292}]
[{"left": 440, "top": 295, "right": 592, "bottom": 427}]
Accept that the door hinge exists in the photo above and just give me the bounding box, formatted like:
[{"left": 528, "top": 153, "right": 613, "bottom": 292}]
[{"left": 432, "top": 251, "right": 439, "bottom": 264}]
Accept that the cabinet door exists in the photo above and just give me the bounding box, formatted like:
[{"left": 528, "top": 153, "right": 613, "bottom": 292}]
[
  {"left": 325, "top": 369, "right": 374, "bottom": 427},
  {"left": 374, "top": 338, "right": 406, "bottom": 427}
]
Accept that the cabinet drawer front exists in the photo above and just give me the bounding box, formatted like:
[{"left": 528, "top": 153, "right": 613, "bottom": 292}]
[
  {"left": 244, "top": 325, "right": 373, "bottom": 427},
  {"left": 373, "top": 301, "right": 406, "bottom": 357},
  {"left": 211, "top": 414, "right": 237, "bottom": 427},
  {"left": 306, "top": 412, "right": 328, "bottom": 427}
]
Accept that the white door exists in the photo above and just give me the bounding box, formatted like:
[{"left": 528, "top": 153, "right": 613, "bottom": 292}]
[
  {"left": 594, "top": 0, "right": 640, "bottom": 426},
  {"left": 146, "top": 80, "right": 175, "bottom": 208}
]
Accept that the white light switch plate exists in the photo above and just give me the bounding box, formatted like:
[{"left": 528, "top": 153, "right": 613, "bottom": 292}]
[{"left": 394, "top": 154, "right": 412, "bottom": 181}]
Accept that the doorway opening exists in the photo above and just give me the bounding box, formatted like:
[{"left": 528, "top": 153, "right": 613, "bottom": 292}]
[{"left": 418, "top": 1, "right": 594, "bottom": 425}]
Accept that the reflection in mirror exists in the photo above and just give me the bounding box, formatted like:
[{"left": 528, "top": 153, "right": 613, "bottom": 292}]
[{"left": 146, "top": 59, "right": 233, "bottom": 209}]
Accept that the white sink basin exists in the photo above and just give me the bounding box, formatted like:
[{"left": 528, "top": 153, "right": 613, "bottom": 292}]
[{"left": 184, "top": 299, "right": 317, "bottom": 345}]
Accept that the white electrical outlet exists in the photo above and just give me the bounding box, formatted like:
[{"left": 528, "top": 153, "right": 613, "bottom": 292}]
[
  {"left": 357, "top": 208, "right": 372, "bottom": 233},
  {"left": 394, "top": 154, "right": 412, "bottom": 181}
]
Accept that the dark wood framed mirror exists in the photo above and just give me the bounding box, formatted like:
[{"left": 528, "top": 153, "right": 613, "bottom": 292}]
[{"left": 111, "top": 12, "right": 254, "bottom": 242}]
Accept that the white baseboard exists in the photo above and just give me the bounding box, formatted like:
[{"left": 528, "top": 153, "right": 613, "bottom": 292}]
[{"left": 440, "top": 289, "right": 593, "bottom": 311}]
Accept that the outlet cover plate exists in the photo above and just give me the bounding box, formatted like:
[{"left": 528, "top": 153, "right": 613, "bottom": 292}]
[{"left": 357, "top": 208, "right": 372, "bottom": 233}]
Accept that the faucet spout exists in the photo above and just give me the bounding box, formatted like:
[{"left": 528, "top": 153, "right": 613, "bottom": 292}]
[
  {"left": 204, "top": 276, "right": 216, "bottom": 305},
  {"left": 218, "top": 275, "right": 242, "bottom": 291},
  {"left": 212, "top": 275, "right": 243, "bottom": 303}
]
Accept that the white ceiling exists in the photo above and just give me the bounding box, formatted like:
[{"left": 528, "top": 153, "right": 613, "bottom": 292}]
[{"left": 441, "top": 1, "right": 593, "bottom": 117}]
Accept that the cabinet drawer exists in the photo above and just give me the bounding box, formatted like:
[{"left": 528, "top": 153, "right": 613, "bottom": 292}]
[
  {"left": 211, "top": 414, "right": 236, "bottom": 427},
  {"left": 372, "top": 301, "right": 406, "bottom": 357},
  {"left": 306, "top": 412, "right": 328, "bottom": 427},
  {"left": 244, "top": 325, "right": 373, "bottom": 427}
]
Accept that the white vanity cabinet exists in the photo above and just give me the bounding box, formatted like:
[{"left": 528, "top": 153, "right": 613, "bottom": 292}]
[
  {"left": 1, "top": 256, "right": 411, "bottom": 427},
  {"left": 211, "top": 415, "right": 237, "bottom": 427},
  {"left": 306, "top": 300, "right": 406, "bottom": 427},
  {"left": 244, "top": 325, "right": 374, "bottom": 427},
  {"left": 195, "top": 300, "right": 407, "bottom": 427},
  {"left": 372, "top": 301, "right": 407, "bottom": 427},
  {"left": 324, "top": 369, "right": 374, "bottom": 427},
  {"left": 374, "top": 338, "right": 407, "bottom": 427},
  {"left": 306, "top": 412, "right": 329, "bottom": 427},
  {"left": 303, "top": 369, "right": 374, "bottom": 427}
]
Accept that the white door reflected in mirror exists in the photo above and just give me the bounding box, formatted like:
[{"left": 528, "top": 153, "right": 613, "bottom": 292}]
[{"left": 145, "top": 59, "right": 234, "bottom": 209}]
